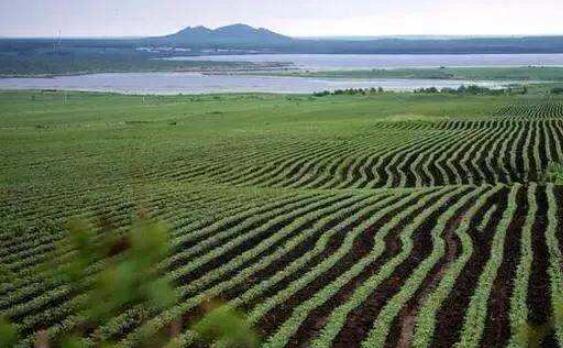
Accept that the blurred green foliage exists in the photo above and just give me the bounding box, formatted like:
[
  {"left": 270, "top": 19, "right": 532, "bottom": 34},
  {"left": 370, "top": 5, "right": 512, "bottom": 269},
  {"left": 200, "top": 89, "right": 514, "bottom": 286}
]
[
  {"left": 0, "top": 216, "right": 259, "bottom": 347},
  {"left": 514, "top": 300, "right": 563, "bottom": 347},
  {"left": 0, "top": 317, "right": 18, "bottom": 348},
  {"left": 192, "top": 303, "right": 259, "bottom": 348},
  {"left": 60, "top": 218, "right": 177, "bottom": 325}
]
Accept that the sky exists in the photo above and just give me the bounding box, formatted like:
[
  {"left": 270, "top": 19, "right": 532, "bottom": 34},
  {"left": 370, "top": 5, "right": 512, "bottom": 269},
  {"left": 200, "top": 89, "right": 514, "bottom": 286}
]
[{"left": 1, "top": 0, "right": 562, "bottom": 38}]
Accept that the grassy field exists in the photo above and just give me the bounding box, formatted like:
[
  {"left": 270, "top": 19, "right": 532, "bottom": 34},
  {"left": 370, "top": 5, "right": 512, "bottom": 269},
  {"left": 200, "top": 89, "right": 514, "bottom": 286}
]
[
  {"left": 1, "top": 90, "right": 563, "bottom": 347},
  {"left": 268, "top": 66, "right": 563, "bottom": 82}
]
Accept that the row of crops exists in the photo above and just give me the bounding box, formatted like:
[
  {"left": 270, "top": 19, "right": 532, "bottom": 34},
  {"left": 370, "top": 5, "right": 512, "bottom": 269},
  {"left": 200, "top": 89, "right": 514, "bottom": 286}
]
[
  {"left": 2, "top": 94, "right": 563, "bottom": 347},
  {"left": 494, "top": 100, "right": 563, "bottom": 119},
  {"left": 170, "top": 119, "right": 563, "bottom": 188},
  {"left": 1, "top": 184, "right": 562, "bottom": 347}
]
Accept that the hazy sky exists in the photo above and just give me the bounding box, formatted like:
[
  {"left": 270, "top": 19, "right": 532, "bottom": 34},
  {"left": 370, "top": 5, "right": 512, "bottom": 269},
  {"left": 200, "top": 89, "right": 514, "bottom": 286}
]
[{"left": 1, "top": 0, "right": 562, "bottom": 38}]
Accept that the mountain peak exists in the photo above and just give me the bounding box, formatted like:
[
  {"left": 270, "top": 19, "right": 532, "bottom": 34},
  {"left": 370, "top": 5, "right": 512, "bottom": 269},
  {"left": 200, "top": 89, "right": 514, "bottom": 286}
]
[
  {"left": 216, "top": 23, "right": 255, "bottom": 31},
  {"left": 160, "top": 23, "right": 293, "bottom": 46},
  {"left": 177, "top": 25, "right": 211, "bottom": 34}
]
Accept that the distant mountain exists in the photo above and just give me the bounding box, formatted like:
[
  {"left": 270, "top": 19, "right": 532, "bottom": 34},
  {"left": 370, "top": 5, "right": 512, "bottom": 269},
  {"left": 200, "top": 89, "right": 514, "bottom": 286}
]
[
  {"left": 8, "top": 24, "right": 561, "bottom": 57},
  {"left": 155, "top": 24, "right": 293, "bottom": 47},
  {"left": 146, "top": 24, "right": 563, "bottom": 53}
]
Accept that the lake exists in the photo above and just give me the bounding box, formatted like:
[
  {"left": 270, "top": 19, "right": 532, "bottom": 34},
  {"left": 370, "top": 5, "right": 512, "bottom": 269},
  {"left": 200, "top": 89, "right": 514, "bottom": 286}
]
[
  {"left": 165, "top": 53, "right": 563, "bottom": 70},
  {"left": 0, "top": 72, "right": 515, "bottom": 95}
]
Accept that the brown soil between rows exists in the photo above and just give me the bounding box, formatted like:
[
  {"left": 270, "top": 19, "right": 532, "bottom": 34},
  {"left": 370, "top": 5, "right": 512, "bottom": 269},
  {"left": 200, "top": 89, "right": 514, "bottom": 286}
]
[
  {"left": 286, "top": 189, "right": 454, "bottom": 347},
  {"left": 255, "top": 192, "right": 431, "bottom": 339},
  {"left": 527, "top": 187, "right": 552, "bottom": 328},
  {"left": 224, "top": 195, "right": 378, "bottom": 304},
  {"left": 430, "top": 188, "right": 508, "bottom": 347},
  {"left": 385, "top": 188, "right": 484, "bottom": 348},
  {"left": 480, "top": 186, "right": 527, "bottom": 347},
  {"left": 330, "top": 190, "right": 470, "bottom": 347}
]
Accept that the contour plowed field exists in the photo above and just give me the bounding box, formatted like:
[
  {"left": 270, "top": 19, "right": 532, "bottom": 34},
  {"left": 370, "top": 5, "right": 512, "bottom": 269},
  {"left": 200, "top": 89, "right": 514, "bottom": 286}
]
[
  {"left": 1, "top": 93, "right": 562, "bottom": 347},
  {"left": 180, "top": 119, "right": 563, "bottom": 188}
]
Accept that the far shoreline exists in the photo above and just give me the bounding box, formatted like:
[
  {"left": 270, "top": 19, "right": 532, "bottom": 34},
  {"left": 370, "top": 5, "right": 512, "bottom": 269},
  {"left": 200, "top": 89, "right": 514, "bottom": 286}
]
[{"left": 3, "top": 66, "right": 563, "bottom": 81}]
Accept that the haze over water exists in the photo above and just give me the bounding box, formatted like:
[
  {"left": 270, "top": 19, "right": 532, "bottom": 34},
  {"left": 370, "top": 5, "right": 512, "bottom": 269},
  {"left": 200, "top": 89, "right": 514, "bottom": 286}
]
[
  {"left": 167, "top": 53, "right": 563, "bottom": 70},
  {"left": 0, "top": 72, "right": 515, "bottom": 95}
]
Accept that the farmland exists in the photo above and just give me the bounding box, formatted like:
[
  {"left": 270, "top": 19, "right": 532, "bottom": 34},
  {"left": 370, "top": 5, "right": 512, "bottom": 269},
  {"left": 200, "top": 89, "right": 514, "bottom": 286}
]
[{"left": 1, "top": 90, "right": 562, "bottom": 347}]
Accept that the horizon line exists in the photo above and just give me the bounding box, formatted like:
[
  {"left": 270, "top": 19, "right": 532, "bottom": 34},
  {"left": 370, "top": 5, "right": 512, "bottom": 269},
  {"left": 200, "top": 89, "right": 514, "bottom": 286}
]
[
  {"left": 1, "top": 23, "right": 563, "bottom": 40},
  {"left": 2, "top": 33, "right": 563, "bottom": 40}
]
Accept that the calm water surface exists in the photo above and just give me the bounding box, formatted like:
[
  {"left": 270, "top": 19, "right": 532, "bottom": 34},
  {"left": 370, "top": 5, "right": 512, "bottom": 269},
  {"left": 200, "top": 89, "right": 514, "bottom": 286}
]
[
  {"left": 0, "top": 72, "right": 515, "bottom": 95},
  {"left": 166, "top": 53, "right": 563, "bottom": 70}
]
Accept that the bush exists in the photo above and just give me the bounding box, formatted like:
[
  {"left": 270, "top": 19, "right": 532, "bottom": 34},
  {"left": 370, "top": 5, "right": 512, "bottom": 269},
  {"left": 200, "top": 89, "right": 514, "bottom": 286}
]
[
  {"left": 313, "top": 87, "right": 384, "bottom": 97},
  {"left": 413, "top": 84, "right": 508, "bottom": 95}
]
